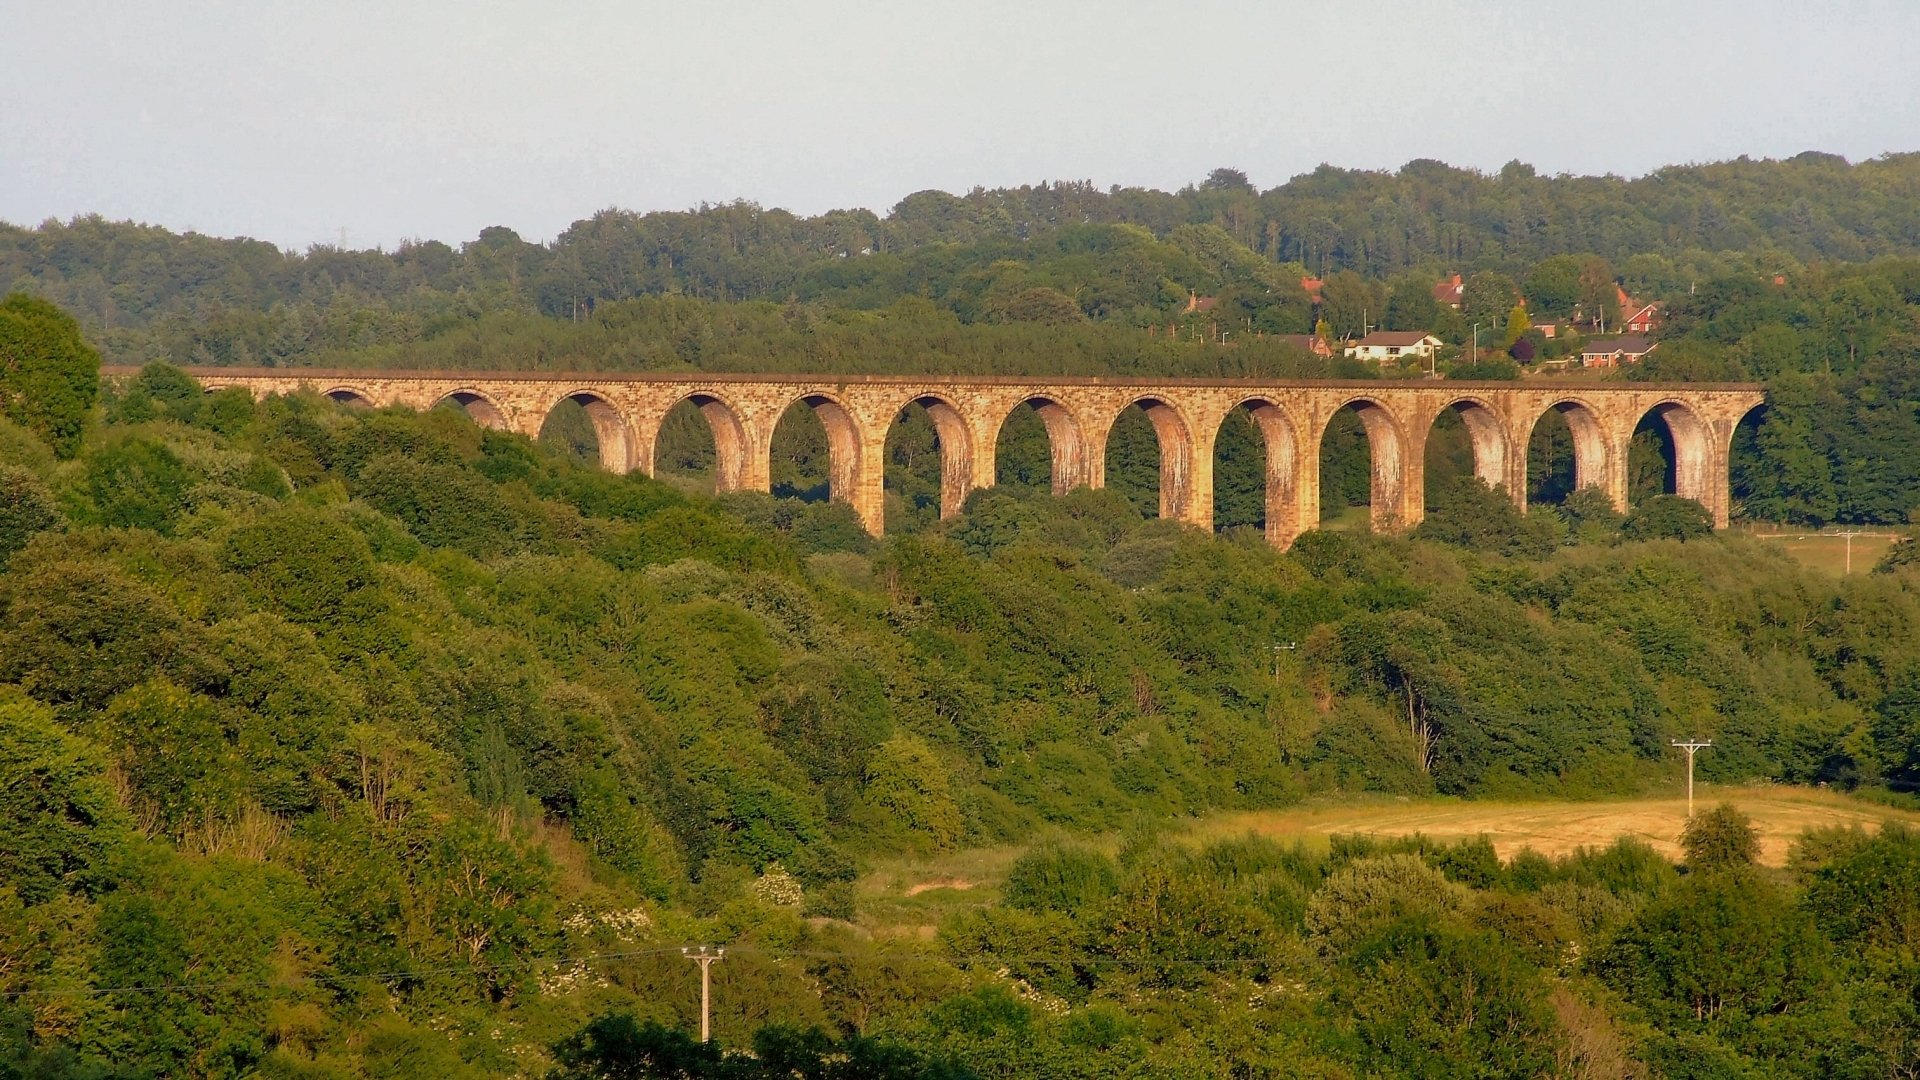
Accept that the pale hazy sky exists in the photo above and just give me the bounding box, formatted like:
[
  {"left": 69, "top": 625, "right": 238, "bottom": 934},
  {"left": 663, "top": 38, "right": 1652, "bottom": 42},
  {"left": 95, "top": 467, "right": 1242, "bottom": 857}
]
[{"left": 4, "top": 0, "right": 1916, "bottom": 251}]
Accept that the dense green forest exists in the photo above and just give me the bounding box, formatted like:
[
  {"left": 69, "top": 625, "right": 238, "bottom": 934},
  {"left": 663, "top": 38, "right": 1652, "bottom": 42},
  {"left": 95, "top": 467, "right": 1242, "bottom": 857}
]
[
  {"left": 5, "top": 315, "right": 1920, "bottom": 1074},
  {"left": 6, "top": 154, "right": 1920, "bottom": 1075}
]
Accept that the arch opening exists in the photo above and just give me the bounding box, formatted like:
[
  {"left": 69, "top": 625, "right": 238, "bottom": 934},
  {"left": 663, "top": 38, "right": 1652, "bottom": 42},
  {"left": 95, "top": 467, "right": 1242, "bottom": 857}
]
[
  {"left": 1730, "top": 403, "right": 1819, "bottom": 525},
  {"left": 884, "top": 397, "right": 972, "bottom": 533},
  {"left": 1423, "top": 399, "right": 1509, "bottom": 510},
  {"left": 1526, "top": 408, "right": 1578, "bottom": 506},
  {"left": 1319, "top": 400, "right": 1406, "bottom": 532},
  {"left": 1215, "top": 399, "right": 1302, "bottom": 546},
  {"left": 654, "top": 393, "right": 748, "bottom": 493},
  {"left": 995, "top": 398, "right": 1086, "bottom": 495},
  {"left": 433, "top": 390, "right": 508, "bottom": 431},
  {"left": 1630, "top": 402, "right": 1710, "bottom": 507},
  {"left": 771, "top": 394, "right": 861, "bottom": 506},
  {"left": 325, "top": 388, "right": 374, "bottom": 409},
  {"left": 539, "top": 393, "right": 631, "bottom": 473},
  {"left": 1529, "top": 401, "right": 1612, "bottom": 509},
  {"left": 1105, "top": 399, "right": 1194, "bottom": 520}
]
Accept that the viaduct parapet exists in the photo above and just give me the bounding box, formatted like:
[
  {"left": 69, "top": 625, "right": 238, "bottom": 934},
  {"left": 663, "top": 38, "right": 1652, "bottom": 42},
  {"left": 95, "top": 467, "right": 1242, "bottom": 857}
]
[{"left": 125, "top": 367, "right": 1765, "bottom": 548}]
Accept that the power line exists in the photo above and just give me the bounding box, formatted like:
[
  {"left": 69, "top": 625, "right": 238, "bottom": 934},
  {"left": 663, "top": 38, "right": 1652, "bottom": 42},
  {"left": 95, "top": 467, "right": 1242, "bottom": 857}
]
[{"left": 1, "top": 942, "right": 1311, "bottom": 1001}]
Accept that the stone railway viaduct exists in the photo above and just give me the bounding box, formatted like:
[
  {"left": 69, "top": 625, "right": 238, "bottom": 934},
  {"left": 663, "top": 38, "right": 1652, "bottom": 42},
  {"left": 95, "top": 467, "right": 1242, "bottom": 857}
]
[{"left": 137, "top": 367, "right": 1766, "bottom": 548}]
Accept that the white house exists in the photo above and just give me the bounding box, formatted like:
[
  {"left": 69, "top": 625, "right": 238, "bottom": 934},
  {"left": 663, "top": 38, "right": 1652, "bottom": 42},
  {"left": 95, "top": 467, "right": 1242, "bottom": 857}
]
[{"left": 1345, "top": 331, "right": 1442, "bottom": 365}]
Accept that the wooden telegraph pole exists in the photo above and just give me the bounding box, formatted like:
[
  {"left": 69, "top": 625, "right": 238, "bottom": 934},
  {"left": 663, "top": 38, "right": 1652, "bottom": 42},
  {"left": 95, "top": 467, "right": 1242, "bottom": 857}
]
[
  {"left": 1672, "top": 739, "right": 1711, "bottom": 818},
  {"left": 683, "top": 946, "right": 724, "bottom": 1042}
]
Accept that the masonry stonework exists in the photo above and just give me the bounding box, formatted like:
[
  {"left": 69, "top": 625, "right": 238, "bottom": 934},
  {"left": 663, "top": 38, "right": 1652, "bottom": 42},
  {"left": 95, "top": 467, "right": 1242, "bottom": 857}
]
[{"left": 141, "top": 367, "right": 1765, "bottom": 548}]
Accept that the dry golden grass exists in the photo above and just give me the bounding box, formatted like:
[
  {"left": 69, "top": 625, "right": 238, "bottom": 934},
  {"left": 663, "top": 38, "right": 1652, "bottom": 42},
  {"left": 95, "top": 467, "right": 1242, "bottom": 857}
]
[
  {"left": 854, "top": 787, "right": 1920, "bottom": 927},
  {"left": 1191, "top": 785, "right": 1920, "bottom": 867}
]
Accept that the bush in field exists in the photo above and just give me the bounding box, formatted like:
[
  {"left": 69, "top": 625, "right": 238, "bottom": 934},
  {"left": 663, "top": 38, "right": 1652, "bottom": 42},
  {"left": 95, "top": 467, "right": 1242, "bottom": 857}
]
[
  {"left": 1004, "top": 841, "right": 1119, "bottom": 913},
  {"left": 1304, "top": 853, "right": 1468, "bottom": 953}
]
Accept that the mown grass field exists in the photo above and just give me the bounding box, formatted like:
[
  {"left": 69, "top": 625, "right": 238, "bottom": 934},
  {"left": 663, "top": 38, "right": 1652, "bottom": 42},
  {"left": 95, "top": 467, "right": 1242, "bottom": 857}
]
[
  {"left": 1742, "top": 527, "right": 1901, "bottom": 575},
  {"left": 854, "top": 786, "right": 1920, "bottom": 932}
]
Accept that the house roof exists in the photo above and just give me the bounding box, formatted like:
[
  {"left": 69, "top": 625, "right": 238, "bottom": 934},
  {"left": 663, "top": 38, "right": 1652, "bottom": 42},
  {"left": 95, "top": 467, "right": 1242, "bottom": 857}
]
[
  {"left": 1580, "top": 335, "right": 1656, "bottom": 355},
  {"left": 1354, "top": 331, "right": 1438, "bottom": 347},
  {"left": 1300, "top": 277, "right": 1324, "bottom": 303},
  {"left": 1433, "top": 274, "right": 1464, "bottom": 304}
]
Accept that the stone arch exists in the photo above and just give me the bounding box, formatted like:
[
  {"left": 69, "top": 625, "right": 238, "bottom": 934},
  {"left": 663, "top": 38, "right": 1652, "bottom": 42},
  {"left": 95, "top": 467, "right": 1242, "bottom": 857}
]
[
  {"left": 771, "top": 390, "right": 865, "bottom": 508},
  {"left": 1529, "top": 398, "right": 1613, "bottom": 508},
  {"left": 324, "top": 387, "right": 375, "bottom": 408},
  {"left": 1106, "top": 395, "right": 1197, "bottom": 520},
  {"left": 1432, "top": 396, "right": 1510, "bottom": 490},
  {"left": 546, "top": 390, "right": 633, "bottom": 473},
  {"left": 1223, "top": 396, "right": 1306, "bottom": 547},
  {"left": 1322, "top": 396, "right": 1409, "bottom": 533},
  {"left": 657, "top": 390, "right": 750, "bottom": 492},
  {"left": 997, "top": 396, "right": 1088, "bottom": 495},
  {"left": 434, "top": 389, "right": 508, "bottom": 431},
  {"left": 1637, "top": 399, "right": 1713, "bottom": 505},
  {"left": 889, "top": 393, "right": 975, "bottom": 521}
]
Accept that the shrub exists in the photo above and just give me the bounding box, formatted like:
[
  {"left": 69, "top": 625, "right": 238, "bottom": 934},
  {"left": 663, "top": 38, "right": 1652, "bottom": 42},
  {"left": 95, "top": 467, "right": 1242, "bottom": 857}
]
[
  {"left": 1621, "top": 495, "right": 1714, "bottom": 542},
  {"left": 0, "top": 293, "right": 99, "bottom": 458},
  {"left": 1304, "top": 853, "right": 1468, "bottom": 953},
  {"left": 79, "top": 435, "right": 194, "bottom": 534},
  {"left": 0, "top": 465, "right": 61, "bottom": 565},
  {"left": 1681, "top": 803, "right": 1759, "bottom": 872},
  {"left": 221, "top": 507, "right": 379, "bottom": 626},
  {"left": 1004, "top": 841, "right": 1119, "bottom": 913}
]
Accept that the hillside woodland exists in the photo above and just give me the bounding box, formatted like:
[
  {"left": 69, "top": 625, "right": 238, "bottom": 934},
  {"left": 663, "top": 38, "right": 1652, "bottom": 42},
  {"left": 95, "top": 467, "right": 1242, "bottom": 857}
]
[
  {"left": 4, "top": 154, "right": 1920, "bottom": 1076},
  {"left": 2, "top": 340, "right": 1920, "bottom": 1075}
]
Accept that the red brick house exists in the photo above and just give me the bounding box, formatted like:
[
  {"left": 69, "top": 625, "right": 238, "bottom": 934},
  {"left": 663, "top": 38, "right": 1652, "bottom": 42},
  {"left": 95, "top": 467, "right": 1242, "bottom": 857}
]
[
  {"left": 1433, "top": 274, "right": 1464, "bottom": 309},
  {"left": 1616, "top": 285, "right": 1662, "bottom": 333}
]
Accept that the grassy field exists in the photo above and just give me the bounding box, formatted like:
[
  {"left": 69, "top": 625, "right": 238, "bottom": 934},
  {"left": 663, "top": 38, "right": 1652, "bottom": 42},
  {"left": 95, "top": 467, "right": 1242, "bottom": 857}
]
[
  {"left": 1189, "top": 785, "right": 1920, "bottom": 866},
  {"left": 854, "top": 786, "right": 1920, "bottom": 932},
  {"left": 1741, "top": 527, "right": 1902, "bottom": 575}
]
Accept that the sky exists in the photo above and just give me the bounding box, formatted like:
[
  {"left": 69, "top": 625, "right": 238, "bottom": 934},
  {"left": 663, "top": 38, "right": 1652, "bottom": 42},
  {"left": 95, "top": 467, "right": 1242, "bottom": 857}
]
[{"left": 4, "top": 0, "right": 1917, "bottom": 252}]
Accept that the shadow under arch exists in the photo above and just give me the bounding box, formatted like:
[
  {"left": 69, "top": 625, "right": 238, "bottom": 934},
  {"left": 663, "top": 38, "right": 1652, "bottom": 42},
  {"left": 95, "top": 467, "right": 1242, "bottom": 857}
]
[
  {"left": 1219, "top": 396, "right": 1306, "bottom": 547},
  {"left": 433, "top": 389, "right": 508, "bottom": 431},
  {"left": 996, "top": 396, "right": 1087, "bottom": 494},
  {"left": 545, "top": 390, "right": 632, "bottom": 473},
  {"left": 1431, "top": 395, "right": 1511, "bottom": 491},
  {"left": 324, "top": 387, "right": 375, "bottom": 409},
  {"left": 1635, "top": 399, "right": 1713, "bottom": 505},
  {"left": 886, "top": 393, "right": 975, "bottom": 524},
  {"left": 1105, "top": 395, "right": 1197, "bottom": 521},
  {"left": 1527, "top": 398, "right": 1612, "bottom": 507},
  {"left": 657, "top": 390, "right": 750, "bottom": 492},
  {"left": 1321, "top": 396, "right": 1409, "bottom": 533},
  {"left": 771, "top": 389, "right": 864, "bottom": 506}
]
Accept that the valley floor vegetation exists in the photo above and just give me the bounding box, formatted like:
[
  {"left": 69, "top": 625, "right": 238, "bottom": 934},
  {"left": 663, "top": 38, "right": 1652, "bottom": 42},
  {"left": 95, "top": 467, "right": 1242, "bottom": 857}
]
[{"left": 3, "top": 345, "right": 1920, "bottom": 1077}]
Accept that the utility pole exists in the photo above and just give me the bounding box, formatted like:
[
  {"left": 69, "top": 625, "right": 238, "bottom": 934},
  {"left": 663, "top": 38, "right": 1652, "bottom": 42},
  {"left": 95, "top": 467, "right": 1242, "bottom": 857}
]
[
  {"left": 1672, "top": 740, "right": 1711, "bottom": 818},
  {"left": 1837, "top": 528, "right": 1864, "bottom": 574},
  {"left": 683, "top": 946, "right": 724, "bottom": 1042},
  {"left": 1266, "top": 641, "right": 1296, "bottom": 682}
]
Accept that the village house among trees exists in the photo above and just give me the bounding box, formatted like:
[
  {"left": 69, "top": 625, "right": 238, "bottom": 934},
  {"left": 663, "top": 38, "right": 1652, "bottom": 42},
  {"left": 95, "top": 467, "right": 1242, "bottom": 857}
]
[{"left": 1345, "top": 330, "right": 1442, "bottom": 365}]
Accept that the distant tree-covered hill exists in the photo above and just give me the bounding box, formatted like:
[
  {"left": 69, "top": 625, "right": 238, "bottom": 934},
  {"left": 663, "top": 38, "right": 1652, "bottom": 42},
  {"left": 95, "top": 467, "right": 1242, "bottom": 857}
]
[{"left": 7, "top": 152, "right": 1920, "bottom": 362}]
